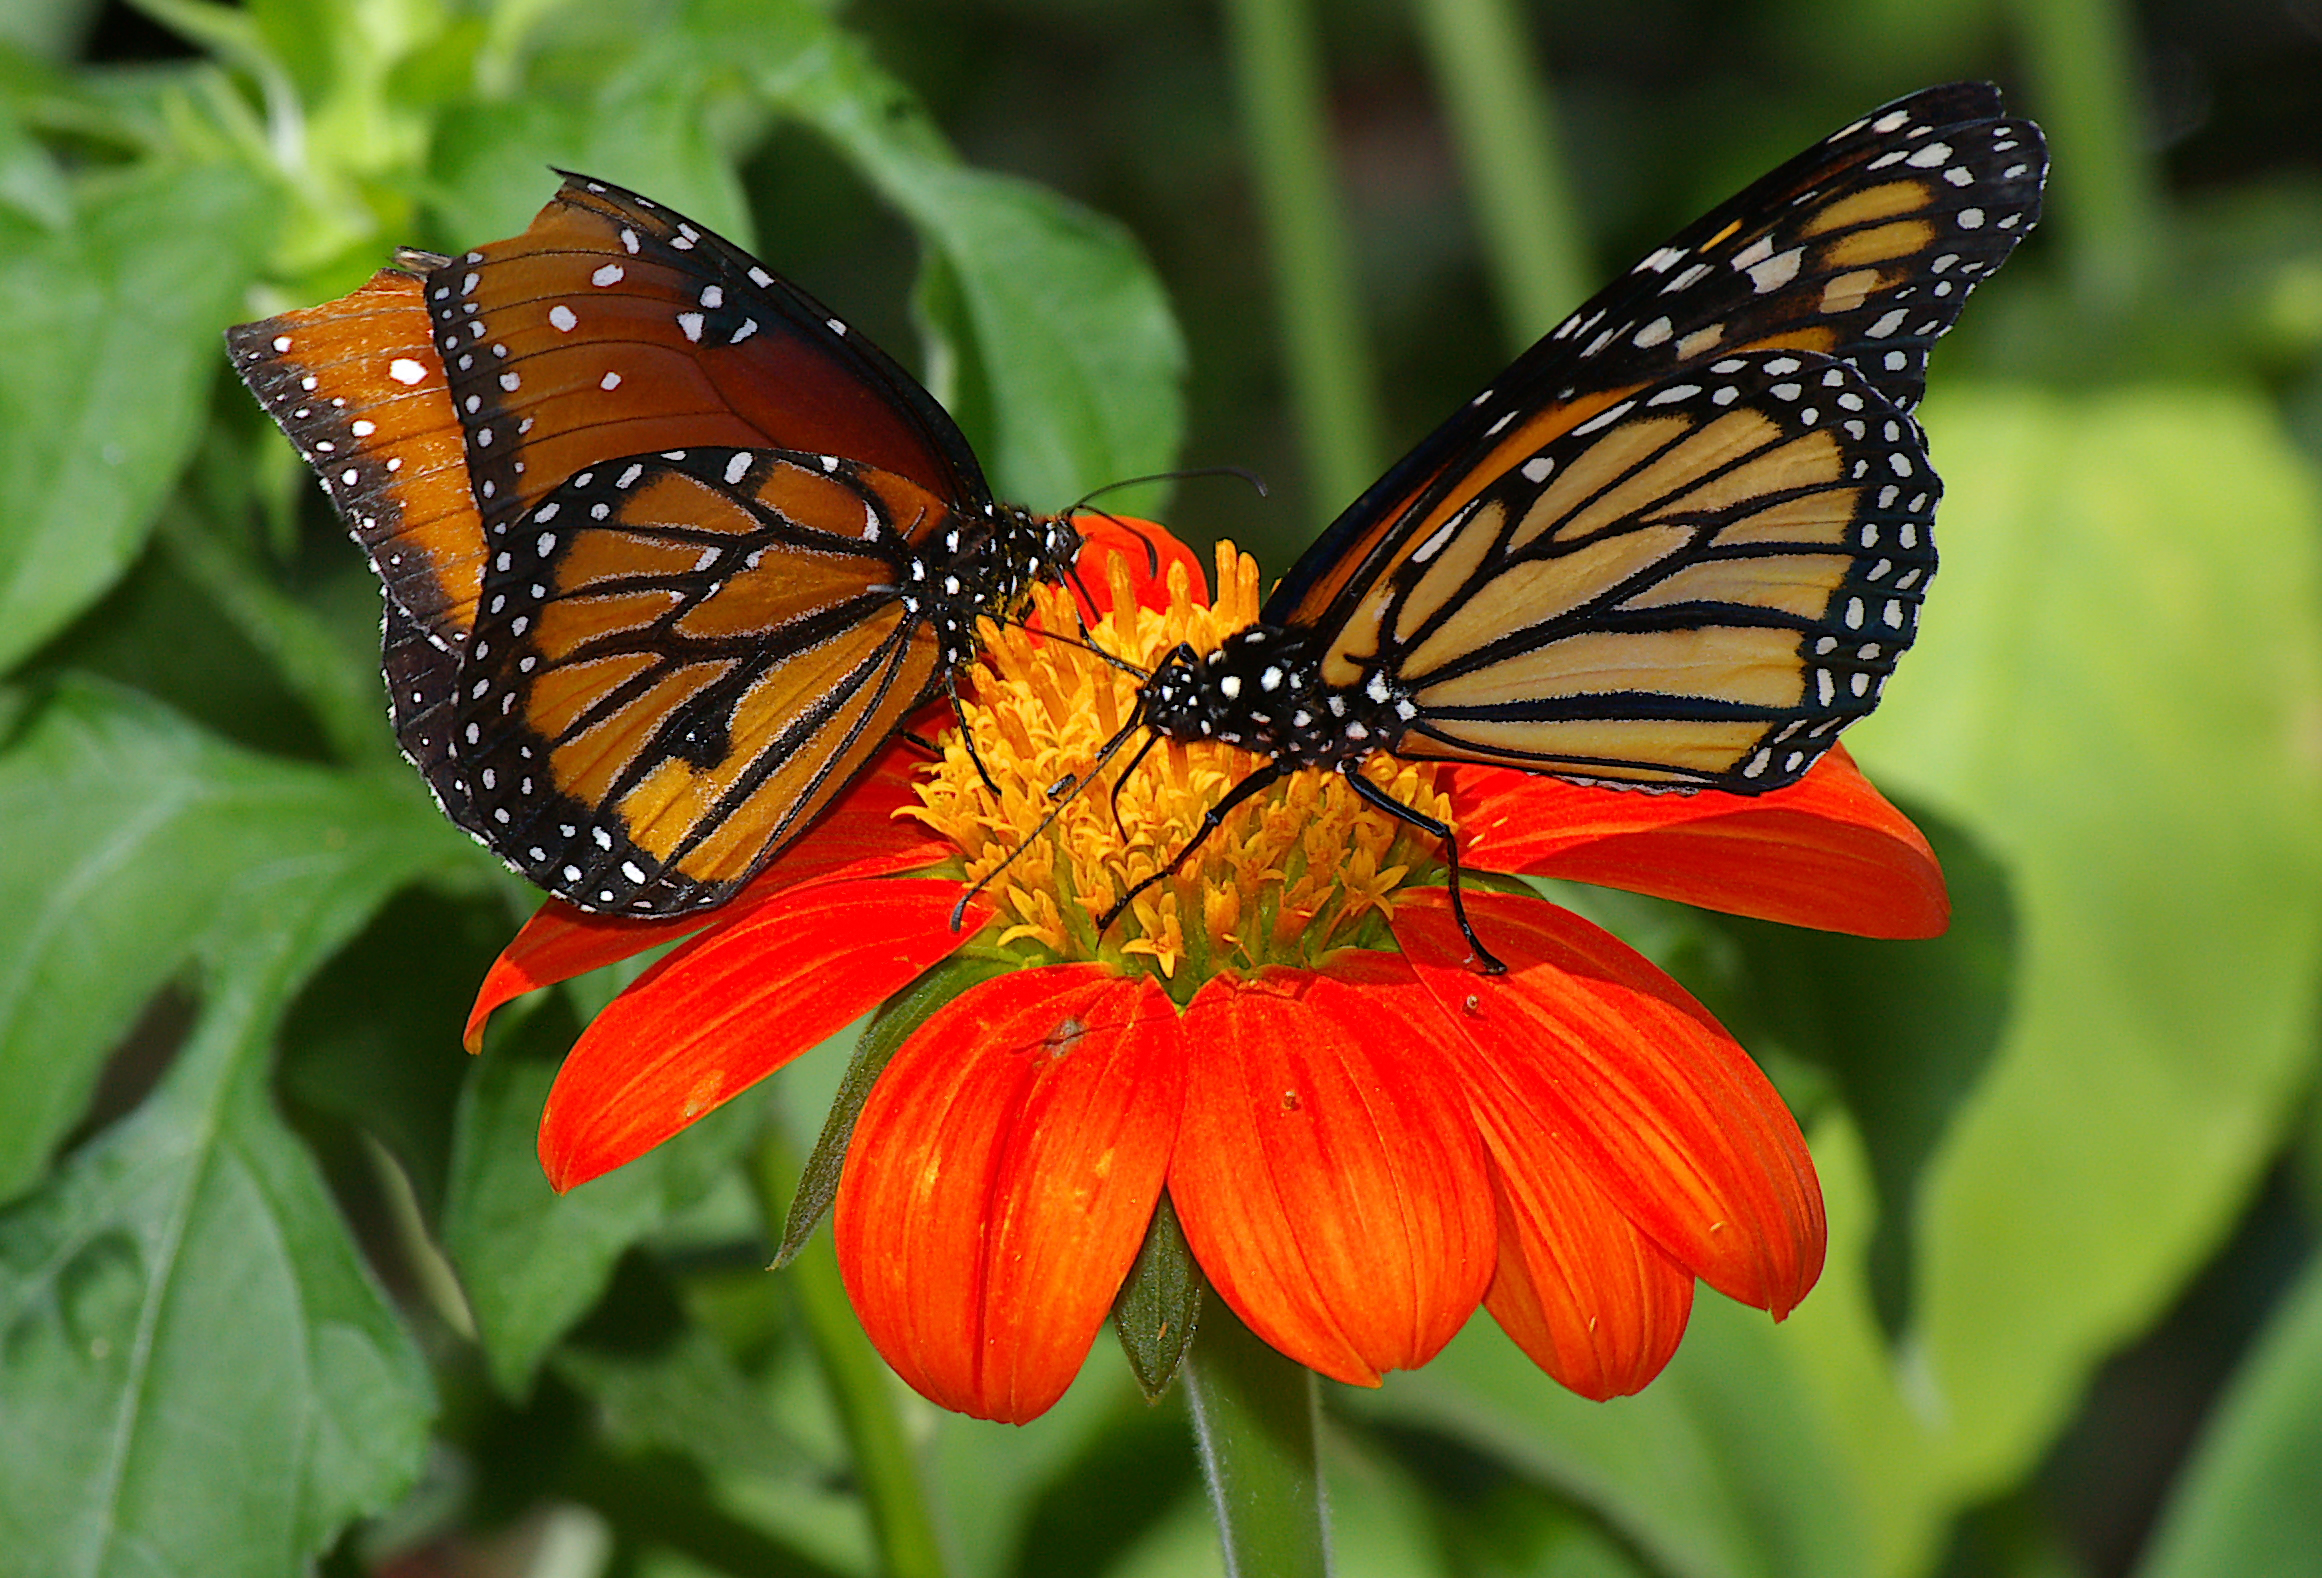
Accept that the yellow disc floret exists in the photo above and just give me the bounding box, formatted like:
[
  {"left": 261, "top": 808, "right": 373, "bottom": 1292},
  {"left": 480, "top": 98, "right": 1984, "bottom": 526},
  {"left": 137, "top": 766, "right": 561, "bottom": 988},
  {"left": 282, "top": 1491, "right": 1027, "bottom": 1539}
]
[{"left": 907, "top": 540, "right": 1457, "bottom": 989}]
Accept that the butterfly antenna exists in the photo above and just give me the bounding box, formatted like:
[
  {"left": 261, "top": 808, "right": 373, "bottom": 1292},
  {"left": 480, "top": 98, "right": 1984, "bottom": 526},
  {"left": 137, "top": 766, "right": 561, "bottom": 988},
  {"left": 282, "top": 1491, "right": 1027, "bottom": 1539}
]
[
  {"left": 1105, "top": 730, "right": 1162, "bottom": 838},
  {"left": 1061, "top": 466, "right": 1271, "bottom": 603},
  {"left": 943, "top": 674, "right": 1001, "bottom": 798},
  {"left": 1341, "top": 772, "right": 1507, "bottom": 975},
  {"left": 1063, "top": 465, "right": 1269, "bottom": 521}
]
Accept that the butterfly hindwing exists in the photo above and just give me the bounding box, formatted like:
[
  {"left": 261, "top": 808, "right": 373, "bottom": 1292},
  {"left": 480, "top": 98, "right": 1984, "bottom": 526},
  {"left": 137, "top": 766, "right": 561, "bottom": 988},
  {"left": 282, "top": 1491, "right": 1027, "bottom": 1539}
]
[
  {"left": 1268, "top": 82, "right": 2044, "bottom": 632},
  {"left": 383, "top": 600, "right": 485, "bottom": 833},
  {"left": 1339, "top": 350, "right": 1937, "bottom": 789},
  {"left": 454, "top": 447, "right": 960, "bottom": 913},
  {"left": 422, "top": 174, "right": 993, "bottom": 548}
]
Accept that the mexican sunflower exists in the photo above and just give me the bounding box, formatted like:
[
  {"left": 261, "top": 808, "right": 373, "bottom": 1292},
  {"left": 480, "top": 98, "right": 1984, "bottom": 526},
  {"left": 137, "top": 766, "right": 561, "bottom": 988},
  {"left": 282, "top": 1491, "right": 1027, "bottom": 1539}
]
[{"left": 465, "top": 518, "right": 1948, "bottom": 1424}]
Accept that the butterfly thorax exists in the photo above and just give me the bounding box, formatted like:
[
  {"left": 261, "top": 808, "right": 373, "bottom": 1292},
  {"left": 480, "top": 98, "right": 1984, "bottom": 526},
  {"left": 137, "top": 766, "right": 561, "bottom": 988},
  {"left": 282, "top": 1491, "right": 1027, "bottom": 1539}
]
[
  {"left": 912, "top": 505, "right": 1077, "bottom": 669},
  {"left": 1140, "top": 626, "right": 1410, "bottom": 769}
]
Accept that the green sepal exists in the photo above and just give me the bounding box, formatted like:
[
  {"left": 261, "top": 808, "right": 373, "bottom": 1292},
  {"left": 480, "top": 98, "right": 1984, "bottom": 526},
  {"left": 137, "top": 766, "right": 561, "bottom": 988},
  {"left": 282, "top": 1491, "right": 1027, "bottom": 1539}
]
[
  {"left": 1113, "top": 1191, "right": 1204, "bottom": 1401},
  {"left": 771, "top": 950, "right": 1016, "bottom": 1268}
]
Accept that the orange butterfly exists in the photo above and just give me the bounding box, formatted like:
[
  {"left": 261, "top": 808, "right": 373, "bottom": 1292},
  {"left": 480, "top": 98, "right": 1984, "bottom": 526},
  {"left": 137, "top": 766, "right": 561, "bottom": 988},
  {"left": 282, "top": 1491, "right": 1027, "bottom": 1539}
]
[
  {"left": 1100, "top": 82, "right": 2047, "bottom": 965},
  {"left": 231, "top": 178, "right": 1081, "bottom": 915}
]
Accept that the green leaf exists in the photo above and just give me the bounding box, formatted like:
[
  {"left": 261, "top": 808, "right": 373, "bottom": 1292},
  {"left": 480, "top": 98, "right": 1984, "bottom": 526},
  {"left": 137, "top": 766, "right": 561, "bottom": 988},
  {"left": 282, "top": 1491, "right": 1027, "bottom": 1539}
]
[
  {"left": 1848, "top": 384, "right": 2322, "bottom": 1498},
  {"left": 1113, "top": 1192, "right": 1203, "bottom": 1401},
  {"left": 725, "top": 0, "right": 1187, "bottom": 510},
  {"left": 441, "top": 1028, "right": 764, "bottom": 1397},
  {"left": 0, "top": 0, "right": 100, "bottom": 62},
  {"left": 555, "top": 1323, "right": 818, "bottom": 1486},
  {"left": 0, "top": 678, "right": 454, "bottom": 1201},
  {"left": 425, "top": 23, "right": 757, "bottom": 248},
  {"left": 0, "top": 682, "right": 445, "bottom": 1578},
  {"left": 929, "top": 1359, "right": 1176, "bottom": 1578},
  {"left": 0, "top": 108, "right": 74, "bottom": 227},
  {"left": 0, "top": 161, "right": 275, "bottom": 673},
  {"left": 2136, "top": 1254, "right": 2322, "bottom": 1578}
]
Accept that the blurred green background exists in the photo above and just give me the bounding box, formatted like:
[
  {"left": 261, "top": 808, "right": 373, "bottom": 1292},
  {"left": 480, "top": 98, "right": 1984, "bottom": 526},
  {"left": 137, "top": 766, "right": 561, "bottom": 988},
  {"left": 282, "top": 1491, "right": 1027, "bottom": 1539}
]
[{"left": 4, "top": 1, "right": 2322, "bottom": 1576}]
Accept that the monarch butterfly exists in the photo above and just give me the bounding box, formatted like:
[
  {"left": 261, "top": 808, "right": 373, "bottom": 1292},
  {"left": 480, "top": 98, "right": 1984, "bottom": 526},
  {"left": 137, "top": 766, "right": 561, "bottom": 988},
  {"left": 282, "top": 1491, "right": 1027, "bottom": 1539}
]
[
  {"left": 1097, "top": 82, "right": 2047, "bottom": 968},
  {"left": 230, "top": 175, "right": 1083, "bottom": 916}
]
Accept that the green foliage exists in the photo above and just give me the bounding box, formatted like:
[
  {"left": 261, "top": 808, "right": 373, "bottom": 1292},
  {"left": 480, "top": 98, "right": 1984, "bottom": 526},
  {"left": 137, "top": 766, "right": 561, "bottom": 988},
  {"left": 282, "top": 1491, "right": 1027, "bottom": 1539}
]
[
  {"left": 2138, "top": 1254, "right": 2322, "bottom": 1578},
  {"left": 2, "top": 0, "right": 2319, "bottom": 1574},
  {"left": 0, "top": 163, "right": 275, "bottom": 672},
  {"left": 0, "top": 682, "right": 445, "bottom": 1577}
]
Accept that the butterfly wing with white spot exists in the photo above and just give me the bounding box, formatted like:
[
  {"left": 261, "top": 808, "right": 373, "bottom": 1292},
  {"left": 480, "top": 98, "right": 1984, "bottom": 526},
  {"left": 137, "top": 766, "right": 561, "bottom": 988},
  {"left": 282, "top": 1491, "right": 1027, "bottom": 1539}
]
[
  {"left": 1267, "top": 81, "right": 2042, "bottom": 632},
  {"left": 1344, "top": 352, "right": 1938, "bottom": 790},
  {"left": 451, "top": 446, "right": 962, "bottom": 914},
  {"left": 227, "top": 265, "right": 483, "bottom": 651},
  {"left": 423, "top": 173, "right": 997, "bottom": 549}
]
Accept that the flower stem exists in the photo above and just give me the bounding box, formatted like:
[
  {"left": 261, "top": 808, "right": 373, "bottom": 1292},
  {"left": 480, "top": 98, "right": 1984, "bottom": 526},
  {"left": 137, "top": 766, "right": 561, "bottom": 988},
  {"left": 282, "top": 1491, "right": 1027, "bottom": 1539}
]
[
  {"left": 1182, "top": 1300, "right": 1332, "bottom": 1577},
  {"left": 1222, "top": 0, "right": 1383, "bottom": 518},
  {"left": 748, "top": 1124, "right": 951, "bottom": 1578},
  {"left": 1411, "top": 0, "right": 1590, "bottom": 346},
  {"left": 2008, "top": 0, "right": 2159, "bottom": 310}
]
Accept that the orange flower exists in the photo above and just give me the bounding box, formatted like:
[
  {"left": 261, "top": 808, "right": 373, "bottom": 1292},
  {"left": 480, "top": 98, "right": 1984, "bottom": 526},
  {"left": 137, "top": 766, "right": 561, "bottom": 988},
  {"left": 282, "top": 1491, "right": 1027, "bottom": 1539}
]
[{"left": 467, "top": 519, "right": 1946, "bottom": 1422}]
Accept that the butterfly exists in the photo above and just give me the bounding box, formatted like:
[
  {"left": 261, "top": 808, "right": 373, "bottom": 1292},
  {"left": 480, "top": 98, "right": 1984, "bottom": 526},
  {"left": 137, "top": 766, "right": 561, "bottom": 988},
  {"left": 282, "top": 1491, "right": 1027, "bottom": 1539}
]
[
  {"left": 229, "top": 175, "right": 1082, "bottom": 916},
  {"left": 1096, "top": 82, "right": 2048, "bottom": 969}
]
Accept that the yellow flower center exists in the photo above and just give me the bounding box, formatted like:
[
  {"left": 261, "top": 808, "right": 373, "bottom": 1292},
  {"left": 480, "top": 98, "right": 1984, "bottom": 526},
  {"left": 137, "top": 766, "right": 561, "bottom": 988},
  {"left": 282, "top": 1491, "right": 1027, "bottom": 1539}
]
[{"left": 906, "top": 540, "right": 1457, "bottom": 990}]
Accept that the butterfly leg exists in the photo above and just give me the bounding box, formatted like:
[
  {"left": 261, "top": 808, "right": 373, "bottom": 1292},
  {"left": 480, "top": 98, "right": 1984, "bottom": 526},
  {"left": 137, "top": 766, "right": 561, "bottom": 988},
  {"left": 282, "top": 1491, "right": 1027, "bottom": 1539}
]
[
  {"left": 1096, "top": 761, "right": 1287, "bottom": 936},
  {"left": 1101, "top": 731, "right": 1164, "bottom": 837},
  {"left": 945, "top": 673, "right": 1003, "bottom": 796},
  {"left": 1341, "top": 769, "right": 1507, "bottom": 975}
]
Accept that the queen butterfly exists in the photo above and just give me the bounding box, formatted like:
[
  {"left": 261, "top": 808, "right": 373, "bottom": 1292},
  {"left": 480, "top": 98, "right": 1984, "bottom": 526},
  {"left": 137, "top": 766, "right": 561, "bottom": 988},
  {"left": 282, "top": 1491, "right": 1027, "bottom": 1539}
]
[{"left": 230, "top": 175, "right": 1081, "bottom": 915}]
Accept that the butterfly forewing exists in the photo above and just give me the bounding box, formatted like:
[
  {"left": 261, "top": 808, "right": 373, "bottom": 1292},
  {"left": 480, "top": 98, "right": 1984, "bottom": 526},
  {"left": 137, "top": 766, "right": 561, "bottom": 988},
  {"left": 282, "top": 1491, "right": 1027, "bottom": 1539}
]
[
  {"left": 424, "top": 174, "right": 993, "bottom": 546},
  {"left": 1268, "top": 82, "right": 2044, "bottom": 632},
  {"left": 227, "top": 265, "right": 484, "bottom": 650},
  {"left": 455, "top": 447, "right": 960, "bottom": 912},
  {"left": 1355, "top": 351, "right": 1936, "bottom": 789}
]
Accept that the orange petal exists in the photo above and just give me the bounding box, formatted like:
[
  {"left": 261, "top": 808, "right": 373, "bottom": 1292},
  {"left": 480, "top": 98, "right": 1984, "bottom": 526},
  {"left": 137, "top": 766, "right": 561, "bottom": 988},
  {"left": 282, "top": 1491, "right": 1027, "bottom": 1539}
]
[
  {"left": 1169, "top": 956, "right": 1497, "bottom": 1386},
  {"left": 1395, "top": 890, "right": 1825, "bottom": 1318},
  {"left": 1472, "top": 1083, "right": 1697, "bottom": 1400},
  {"left": 464, "top": 748, "right": 949, "bottom": 1051},
  {"left": 1448, "top": 744, "right": 1948, "bottom": 939},
  {"left": 537, "top": 877, "right": 989, "bottom": 1190},
  {"left": 1070, "top": 515, "right": 1209, "bottom": 614},
  {"left": 835, "top": 967, "right": 1184, "bottom": 1423}
]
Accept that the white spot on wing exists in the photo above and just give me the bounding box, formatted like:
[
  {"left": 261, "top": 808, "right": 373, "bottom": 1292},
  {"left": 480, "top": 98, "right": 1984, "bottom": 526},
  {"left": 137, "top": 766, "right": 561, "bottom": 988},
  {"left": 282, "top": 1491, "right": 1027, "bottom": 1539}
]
[{"left": 1747, "top": 248, "right": 1804, "bottom": 294}]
